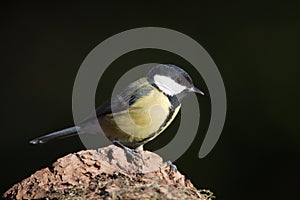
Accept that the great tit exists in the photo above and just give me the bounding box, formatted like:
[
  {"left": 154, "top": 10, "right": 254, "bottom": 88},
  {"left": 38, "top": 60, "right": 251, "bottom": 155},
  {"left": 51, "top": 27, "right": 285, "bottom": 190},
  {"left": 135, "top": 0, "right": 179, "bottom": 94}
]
[{"left": 30, "top": 64, "right": 204, "bottom": 151}]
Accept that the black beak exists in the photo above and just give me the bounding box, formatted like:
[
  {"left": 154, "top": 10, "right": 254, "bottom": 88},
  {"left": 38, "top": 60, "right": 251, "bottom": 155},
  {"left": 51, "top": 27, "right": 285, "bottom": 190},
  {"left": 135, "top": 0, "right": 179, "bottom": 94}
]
[{"left": 191, "top": 86, "right": 205, "bottom": 95}]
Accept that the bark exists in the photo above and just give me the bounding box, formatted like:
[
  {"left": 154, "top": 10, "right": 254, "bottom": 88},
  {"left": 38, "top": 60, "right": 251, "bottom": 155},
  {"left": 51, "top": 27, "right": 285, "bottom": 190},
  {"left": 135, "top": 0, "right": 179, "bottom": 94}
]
[{"left": 3, "top": 145, "right": 214, "bottom": 199}]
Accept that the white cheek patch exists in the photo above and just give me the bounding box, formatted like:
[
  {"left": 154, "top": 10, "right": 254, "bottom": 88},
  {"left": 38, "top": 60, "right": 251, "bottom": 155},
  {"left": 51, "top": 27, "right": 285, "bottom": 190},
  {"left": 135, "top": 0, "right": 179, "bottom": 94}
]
[{"left": 153, "top": 75, "right": 187, "bottom": 95}]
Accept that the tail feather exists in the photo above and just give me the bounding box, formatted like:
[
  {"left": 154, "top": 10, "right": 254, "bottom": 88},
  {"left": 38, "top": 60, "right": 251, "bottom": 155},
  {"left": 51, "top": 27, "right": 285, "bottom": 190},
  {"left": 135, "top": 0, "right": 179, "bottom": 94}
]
[{"left": 29, "top": 126, "right": 79, "bottom": 145}]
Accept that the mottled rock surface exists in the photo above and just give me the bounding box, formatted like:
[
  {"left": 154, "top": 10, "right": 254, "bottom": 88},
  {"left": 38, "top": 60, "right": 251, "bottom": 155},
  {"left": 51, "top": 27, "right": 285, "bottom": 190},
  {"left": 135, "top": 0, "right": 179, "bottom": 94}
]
[{"left": 3, "top": 145, "right": 214, "bottom": 199}]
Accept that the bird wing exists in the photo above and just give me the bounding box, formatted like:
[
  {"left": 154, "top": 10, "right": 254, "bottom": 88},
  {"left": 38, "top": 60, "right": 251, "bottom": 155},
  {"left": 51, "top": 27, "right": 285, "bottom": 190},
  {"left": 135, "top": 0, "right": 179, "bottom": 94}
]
[{"left": 95, "top": 77, "right": 152, "bottom": 117}]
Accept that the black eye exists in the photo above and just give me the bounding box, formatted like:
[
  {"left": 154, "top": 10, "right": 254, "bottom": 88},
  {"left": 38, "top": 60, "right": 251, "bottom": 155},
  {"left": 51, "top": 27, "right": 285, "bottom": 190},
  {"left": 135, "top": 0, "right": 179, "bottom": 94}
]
[
  {"left": 186, "top": 75, "right": 192, "bottom": 83},
  {"left": 182, "top": 72, "right": 193, "bottom": 85}
]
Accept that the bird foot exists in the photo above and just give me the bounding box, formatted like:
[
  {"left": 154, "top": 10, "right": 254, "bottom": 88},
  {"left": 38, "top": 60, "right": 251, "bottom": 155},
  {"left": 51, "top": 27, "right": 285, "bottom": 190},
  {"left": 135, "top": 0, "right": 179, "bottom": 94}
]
[
  {"left": 167, "top": 161, "right": 177, "bottom": 171},
  {"left": 112, "top": 140, "right": 144, "bottom": 165}
]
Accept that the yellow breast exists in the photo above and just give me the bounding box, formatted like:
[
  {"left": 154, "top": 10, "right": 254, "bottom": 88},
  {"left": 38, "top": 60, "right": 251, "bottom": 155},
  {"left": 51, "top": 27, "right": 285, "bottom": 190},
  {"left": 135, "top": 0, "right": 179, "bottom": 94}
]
[{"left": 100, "top": 87, "right": 180, "bottom": 146}]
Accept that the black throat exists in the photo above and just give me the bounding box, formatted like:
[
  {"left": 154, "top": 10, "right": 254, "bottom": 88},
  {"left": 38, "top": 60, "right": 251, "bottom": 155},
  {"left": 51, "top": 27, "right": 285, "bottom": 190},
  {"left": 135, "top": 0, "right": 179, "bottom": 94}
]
[{"left": 167, "top": 94, "right": 181, "bottom": 110}]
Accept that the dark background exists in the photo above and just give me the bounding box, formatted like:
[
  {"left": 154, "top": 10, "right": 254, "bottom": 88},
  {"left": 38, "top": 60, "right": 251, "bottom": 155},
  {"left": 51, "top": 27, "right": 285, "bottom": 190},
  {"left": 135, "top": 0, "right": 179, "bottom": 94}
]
[{"left": 1, "top": 2, "right": 299, "bottom": 199}]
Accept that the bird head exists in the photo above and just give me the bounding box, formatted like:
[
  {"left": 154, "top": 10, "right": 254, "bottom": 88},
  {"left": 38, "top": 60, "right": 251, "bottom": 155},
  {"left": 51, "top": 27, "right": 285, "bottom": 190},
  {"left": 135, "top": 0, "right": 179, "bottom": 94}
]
[{"left": 147, "top": 64, "right": 204, "bottom": 100}]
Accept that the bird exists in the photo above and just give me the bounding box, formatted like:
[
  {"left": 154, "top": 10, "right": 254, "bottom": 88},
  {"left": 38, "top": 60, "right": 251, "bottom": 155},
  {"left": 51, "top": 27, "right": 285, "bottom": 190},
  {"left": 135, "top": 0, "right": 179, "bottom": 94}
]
[{"left": 30, "top": 64, "right": 204, "bottom": 153}]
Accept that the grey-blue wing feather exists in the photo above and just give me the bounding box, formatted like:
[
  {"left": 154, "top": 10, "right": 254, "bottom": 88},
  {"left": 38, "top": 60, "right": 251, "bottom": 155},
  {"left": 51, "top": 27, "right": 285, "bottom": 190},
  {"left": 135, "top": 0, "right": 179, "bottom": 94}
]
[{"left": 96, "top": 77, "right": 152, "bottom": 117}]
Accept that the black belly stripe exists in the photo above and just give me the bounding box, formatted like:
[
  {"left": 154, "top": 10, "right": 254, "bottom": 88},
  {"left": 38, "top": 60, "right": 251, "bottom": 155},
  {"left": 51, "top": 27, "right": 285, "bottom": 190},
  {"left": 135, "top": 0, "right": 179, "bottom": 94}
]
[{"left": 155, "top": 94, "right": 180, "bottom": 133}]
